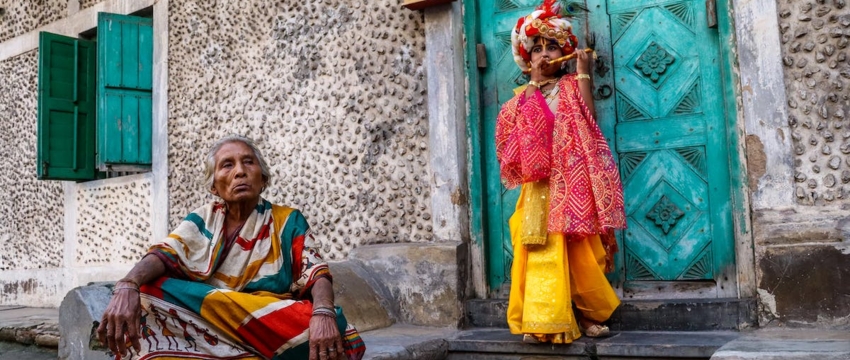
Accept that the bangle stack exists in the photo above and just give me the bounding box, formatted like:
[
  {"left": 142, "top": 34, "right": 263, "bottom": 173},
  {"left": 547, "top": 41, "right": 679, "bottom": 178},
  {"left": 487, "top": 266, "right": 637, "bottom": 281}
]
[
  {"left": 112, "top": 278, "right": 141, "bottom": 295},
  {"left": 312, "top": 306, "right": 337, "bottom": 319},
  {"left": 111, "top": 287, "right": 140, "bottom": 295}
]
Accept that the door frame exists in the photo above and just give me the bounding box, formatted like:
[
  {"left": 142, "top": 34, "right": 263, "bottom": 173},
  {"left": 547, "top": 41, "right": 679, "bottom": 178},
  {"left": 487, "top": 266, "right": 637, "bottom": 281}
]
[{"left": 463, "top": 0, "right": 755, "bottom": 300}]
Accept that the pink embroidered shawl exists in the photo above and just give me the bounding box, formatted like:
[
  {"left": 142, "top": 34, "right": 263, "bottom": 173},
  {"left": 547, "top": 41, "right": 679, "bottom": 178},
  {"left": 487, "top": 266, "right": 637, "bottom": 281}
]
[{"left": 496, "top": 74, "right": 627, "bottom": 241}]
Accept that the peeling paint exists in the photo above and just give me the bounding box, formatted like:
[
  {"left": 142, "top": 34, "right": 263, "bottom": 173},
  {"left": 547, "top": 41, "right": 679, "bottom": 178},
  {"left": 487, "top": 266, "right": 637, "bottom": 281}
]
[
  {"left": 757, "top": 288, "right": 779, "bottom": 319},
  {"left": 746, "top": 135, "right": 767, "bottom": 193},
  {"left": 450, "top": 188, "right": 467, "bottom": 206}
]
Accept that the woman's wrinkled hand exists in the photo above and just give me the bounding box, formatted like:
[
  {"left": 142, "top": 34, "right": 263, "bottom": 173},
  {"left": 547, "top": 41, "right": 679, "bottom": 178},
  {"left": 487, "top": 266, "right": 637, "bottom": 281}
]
[
  {"left": 309, "top": 314, "right": 344, "bottom": 360},
  {"left": 96, "top": 284, "right": 142, "bottom": 359},
  {"left": 575, "top": 48, "right": 591, "bottom": 75}
]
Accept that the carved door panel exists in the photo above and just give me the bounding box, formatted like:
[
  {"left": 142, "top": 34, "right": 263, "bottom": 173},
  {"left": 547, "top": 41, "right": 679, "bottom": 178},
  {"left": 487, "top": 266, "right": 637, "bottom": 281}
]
[{"left": 592, "top": 0, "right": 736, "bottom": 297}]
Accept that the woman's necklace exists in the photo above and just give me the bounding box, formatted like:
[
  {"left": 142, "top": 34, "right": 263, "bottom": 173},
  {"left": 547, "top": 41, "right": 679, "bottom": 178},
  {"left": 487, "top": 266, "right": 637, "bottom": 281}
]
[{"left": 544, "top": 83, "right": 560, "bottom": 107}]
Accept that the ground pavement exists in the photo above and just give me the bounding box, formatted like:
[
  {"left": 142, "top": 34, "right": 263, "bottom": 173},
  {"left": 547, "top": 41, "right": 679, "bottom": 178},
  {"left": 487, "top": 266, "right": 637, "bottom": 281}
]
[{"left": 1, "top": 305, "right": 849, "bottom": 359}]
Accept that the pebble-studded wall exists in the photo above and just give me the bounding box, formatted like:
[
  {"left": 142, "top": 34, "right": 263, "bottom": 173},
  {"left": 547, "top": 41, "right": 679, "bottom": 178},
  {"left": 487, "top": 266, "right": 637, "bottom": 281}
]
[
  {"left": 75, "top": 176, "right": 153, "bottom": 267},
  {"left": 0, "top": 0, "right": 67, "bottom": 43},
  {"left": 166, "top": 0, "right": 432, "bottom": 260},
  {"left": 79, "top": 0, "right": 101, "bottom": 11},
  {"left": 777, "top": 0, "right": 850, "bottom": 205},
  {"left": 0, "top": 51, "right": 65, "bottom": 271}
]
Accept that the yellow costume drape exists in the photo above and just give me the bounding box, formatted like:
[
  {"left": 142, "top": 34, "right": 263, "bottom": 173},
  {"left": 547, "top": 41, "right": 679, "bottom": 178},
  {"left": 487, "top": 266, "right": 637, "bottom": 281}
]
[{"left": 507, "top": 183, "right": 621, "bottom": 343}]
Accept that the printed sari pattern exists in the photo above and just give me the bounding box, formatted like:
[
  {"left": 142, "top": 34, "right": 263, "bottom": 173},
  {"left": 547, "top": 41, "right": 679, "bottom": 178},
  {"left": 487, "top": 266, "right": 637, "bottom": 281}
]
[{"left": 131, "top": 200, "right": 364, "bottom": 359}]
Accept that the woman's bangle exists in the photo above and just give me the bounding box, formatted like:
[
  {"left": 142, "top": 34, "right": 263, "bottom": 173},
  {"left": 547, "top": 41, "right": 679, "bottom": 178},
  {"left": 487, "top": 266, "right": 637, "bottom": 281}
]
[
  {"left": 111, "top": 287, "right": 140, "bottom": 295},
  {"left": 576, "top": 73, "right": 591, "bottom": 81},
  {"left": 117, "top": 278, "right": 140, "bottom": 288},
  {"left": 312, "top": 307, "right": 337, "bottom": 318}
]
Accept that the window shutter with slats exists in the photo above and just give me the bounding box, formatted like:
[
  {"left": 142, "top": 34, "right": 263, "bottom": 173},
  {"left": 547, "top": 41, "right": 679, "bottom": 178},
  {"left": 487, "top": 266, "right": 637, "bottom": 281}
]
[
  {"left": 37, "top": 32, "right": 98, "bottom": 181},
  {"left": 97, "top": 12, "right": 153, "bottom": 170}
]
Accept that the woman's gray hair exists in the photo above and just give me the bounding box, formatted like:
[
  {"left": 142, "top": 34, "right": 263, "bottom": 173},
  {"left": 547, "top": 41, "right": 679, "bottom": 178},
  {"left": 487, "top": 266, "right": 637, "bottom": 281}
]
[{"left": 203, "top": 135, "right": 272, "bottom": 193}]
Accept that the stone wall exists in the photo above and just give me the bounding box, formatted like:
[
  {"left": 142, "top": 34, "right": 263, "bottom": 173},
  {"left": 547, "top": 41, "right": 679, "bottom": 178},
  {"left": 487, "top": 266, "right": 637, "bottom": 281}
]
[
  {"left": 0, "top": 51, "right": 65, "bottom": 272},
  {"left": 777, "top": 0, "right": 850, "bottom": 205},
  {"left": 0, "top": 0, "right": 67, "bottom": 42},
  {"left": 166, "top": 0, "right": 433, "bottom": 260}
]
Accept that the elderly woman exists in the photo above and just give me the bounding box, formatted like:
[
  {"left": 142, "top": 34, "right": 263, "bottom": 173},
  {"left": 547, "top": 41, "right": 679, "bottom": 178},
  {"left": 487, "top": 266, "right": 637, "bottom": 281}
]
[
  {"left": 495, "top": 0, "right": 627, "bottom": 344},
  {"left": 97, "top": 135, "right": 365, "bottom": 360}
]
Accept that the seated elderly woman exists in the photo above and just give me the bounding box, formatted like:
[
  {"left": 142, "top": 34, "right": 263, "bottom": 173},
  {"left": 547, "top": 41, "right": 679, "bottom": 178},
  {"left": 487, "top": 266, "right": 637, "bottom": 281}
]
[{"left": 97, "top": 135, "right": 365, "bottom": 360}]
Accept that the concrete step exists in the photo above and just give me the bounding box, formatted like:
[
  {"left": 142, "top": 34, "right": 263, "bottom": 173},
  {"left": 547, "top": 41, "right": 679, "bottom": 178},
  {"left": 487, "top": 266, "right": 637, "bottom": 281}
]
[
  {"left": 447, "top": 328, "right": 739, "bottom": 360},
  {"left": 466, "top": 298, "right": 758, "bottom": 331},
  {"left": 360, "top": 324, "right": 457, "bottom": 360},
  {"left": 710, "top": 329, "right": 850, "bottom": 360},
  {"left": 0, "top": 306, "right": 59, "bottom": 348},
  {"left": 0, "top": 341, "right": 59, "bottom": 360}
]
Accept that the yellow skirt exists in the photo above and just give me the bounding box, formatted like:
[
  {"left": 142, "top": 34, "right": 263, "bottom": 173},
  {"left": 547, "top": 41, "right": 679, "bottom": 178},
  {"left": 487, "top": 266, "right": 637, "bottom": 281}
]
[{"left": 507, "top": 183, "right": 621, "bottom": 343}]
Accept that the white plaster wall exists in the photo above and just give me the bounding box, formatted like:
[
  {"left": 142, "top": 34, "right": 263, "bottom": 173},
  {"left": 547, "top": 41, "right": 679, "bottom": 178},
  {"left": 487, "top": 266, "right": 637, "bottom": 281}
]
[{"left": 166, "top": 0, "right": 434, "bottom": 260}]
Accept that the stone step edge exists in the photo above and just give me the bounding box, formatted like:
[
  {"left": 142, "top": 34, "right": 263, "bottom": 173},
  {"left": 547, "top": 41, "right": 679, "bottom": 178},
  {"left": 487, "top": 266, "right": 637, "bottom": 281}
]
[{"left": 447, "top": 329, "right": 740, "bottom": 359}]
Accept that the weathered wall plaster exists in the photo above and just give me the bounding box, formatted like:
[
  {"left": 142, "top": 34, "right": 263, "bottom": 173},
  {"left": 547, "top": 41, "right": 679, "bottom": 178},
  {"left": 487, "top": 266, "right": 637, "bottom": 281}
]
[
  {"left": 0, "top": 0, "right": 67, "bottom": 42},
  {"left": 735, "top": 0, "right": 850, "bottom": 330},
  {"left": 734, "top": 0, "right": 795, "bottom": 210},
  {"left": 350, "top": 243, "right": 463, "bottom": 327},
  {"left": 166, "top": 0, "right": 433, "bottom": 260},
  {"left": 0, "top": 51, "right": 64, "bottom": 272},
  {"left": 777, "top": 0, "right": 850, "bottom": 205},
  {"left": 757, "top": 245, "right": 850, "bottom": 329}
]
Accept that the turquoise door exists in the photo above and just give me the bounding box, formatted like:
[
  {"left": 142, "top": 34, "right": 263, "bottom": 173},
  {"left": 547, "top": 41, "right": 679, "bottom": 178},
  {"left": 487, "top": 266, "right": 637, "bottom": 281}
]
[
  {"left": 473, "top": 0, "right": 736, "bottom": 297},
  {"left": 476, "top": 0, "right": 587, "bottom": 297}
]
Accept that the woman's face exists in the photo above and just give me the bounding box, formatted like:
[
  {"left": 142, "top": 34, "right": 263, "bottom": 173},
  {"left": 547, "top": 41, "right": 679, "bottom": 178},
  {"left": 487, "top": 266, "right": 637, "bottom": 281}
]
[
  {"left": 530, "top": 38, "right": 565, "bottom": 76},
  {"left": 210, "top": 141, "right": 266, "bottom": 205}
]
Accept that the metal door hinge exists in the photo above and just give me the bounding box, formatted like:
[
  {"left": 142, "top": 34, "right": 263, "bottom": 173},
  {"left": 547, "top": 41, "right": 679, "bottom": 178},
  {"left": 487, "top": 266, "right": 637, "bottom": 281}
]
[
  {"left": 476, "top": 43, "right": 488, "bottom": 69},
  {"left": 706, "top": 0, "right": 718, "bottom": 28}
]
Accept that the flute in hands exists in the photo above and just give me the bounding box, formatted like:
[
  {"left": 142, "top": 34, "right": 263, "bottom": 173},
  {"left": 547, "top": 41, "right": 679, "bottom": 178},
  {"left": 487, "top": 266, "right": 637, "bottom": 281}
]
[{"left": 547, "top": 48, "right": 596, "bottom": 65}]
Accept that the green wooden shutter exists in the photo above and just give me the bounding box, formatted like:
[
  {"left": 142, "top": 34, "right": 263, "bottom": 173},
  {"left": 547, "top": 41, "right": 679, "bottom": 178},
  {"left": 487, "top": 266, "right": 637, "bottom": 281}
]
[
  {"left": 97, "top": 12, "right": 153, "bottom": 170},
  {"left": 37, "top": 32, "right": 98, "bottom": 181}
]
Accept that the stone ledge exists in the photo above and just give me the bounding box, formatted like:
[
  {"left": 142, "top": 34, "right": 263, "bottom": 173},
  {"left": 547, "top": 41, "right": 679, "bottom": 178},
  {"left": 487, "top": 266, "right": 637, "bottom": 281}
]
[
  {"left": 466, "top": 298, "right": 758, "bottom": 331},
  {"left": 753, "top": 208, "right": 850, "bottom": 245},
  {"left": 448, "top": 328, "right": 739, "bottom": 359},
  {"left": 0, "top": 306, "right": 59, "bottom": 349},
  {"left": 710, "top": 329, "right": 850, "bottom": 360},
  {"left": 360, "top": 324, "right": 456, "bottom": 360}
]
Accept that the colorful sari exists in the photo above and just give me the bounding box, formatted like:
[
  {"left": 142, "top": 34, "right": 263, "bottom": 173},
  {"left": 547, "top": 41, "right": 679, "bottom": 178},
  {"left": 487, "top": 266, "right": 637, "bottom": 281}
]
[{"left": 132, "top": 199, "right": 365, "bottom": 359}]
